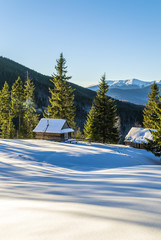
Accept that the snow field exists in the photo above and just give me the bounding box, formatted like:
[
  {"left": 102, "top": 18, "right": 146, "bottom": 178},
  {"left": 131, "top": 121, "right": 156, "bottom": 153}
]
[{"left": 0, "top": 139, "right": 161, "bottom": 240}]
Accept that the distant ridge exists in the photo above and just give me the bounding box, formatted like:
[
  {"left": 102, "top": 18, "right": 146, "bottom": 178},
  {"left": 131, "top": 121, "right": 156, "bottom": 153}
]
[{"left": 88, "top": 78, "right": 161, "bottom": 105}]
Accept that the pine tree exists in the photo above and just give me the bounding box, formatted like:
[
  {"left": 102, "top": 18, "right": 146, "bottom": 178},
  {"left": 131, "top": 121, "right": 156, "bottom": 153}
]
[
  {"left": 84, "top": 105, "right": 98, "bottom": 140},
  {"left": 74, "top": 128, "right": 84, "bottom": 140},
  {"left": 1, "top": 120, "right": 8, "bottom": 138},
  {"left": 1, "top": 115, "right": 15, "bottom": 139},
  {"left": 145, "top": 98, "right": 161, "bottom": 157},
  {"left": 84, "top": 74, "right": 120, "bottom": 143},
  {"left": 143, "top": 83, "right": 161, "bottom": 156},
  {"left": 8, "top": 115, "right": 15, "bottom": 138},
  {"left": 0, "top": 81, "right": 10, "bottom": 122},
  {"left": 45, "top": 53, "right": 76, "bottom": 128},
  {"left": 11, "top": 76, "right": 24, "bottom": 138},
  {"left": 143, "top": 82, "right": 160, "bottom": 129},
  {"left": 106, "top": 98, "right": 120, "bottom": 143},
  {"left": 0, "top": 81, "right": 15, "bottom": 138},
  {"left": 23, "top": 76, "right": 39, "bottom": 138}
]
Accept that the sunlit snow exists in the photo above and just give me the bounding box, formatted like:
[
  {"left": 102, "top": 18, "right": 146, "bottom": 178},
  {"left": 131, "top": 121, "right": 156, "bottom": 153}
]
[{"left": 0, "top": 139, "right": 161, "bottom": 240}]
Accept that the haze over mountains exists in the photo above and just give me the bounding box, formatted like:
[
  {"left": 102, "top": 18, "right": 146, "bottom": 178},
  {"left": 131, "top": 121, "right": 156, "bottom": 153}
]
[{"left": 88, "top": 78, "right": 161, "bottom": 105}]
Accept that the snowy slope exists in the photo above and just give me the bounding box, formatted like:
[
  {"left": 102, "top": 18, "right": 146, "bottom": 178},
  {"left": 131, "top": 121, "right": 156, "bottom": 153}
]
[{"left": 0, "top": 139, "right": 161, "bottom": 240}]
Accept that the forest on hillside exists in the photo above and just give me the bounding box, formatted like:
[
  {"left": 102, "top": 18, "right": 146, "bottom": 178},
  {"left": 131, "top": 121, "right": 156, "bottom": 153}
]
[{"left": 0, "top": 56, "right": 144, "bottom": 140}]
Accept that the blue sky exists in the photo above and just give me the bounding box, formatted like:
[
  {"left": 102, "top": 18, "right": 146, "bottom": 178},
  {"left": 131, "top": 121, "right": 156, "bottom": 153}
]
[{"left": 0, "top": 0, "right": 161, "bottom": 86}]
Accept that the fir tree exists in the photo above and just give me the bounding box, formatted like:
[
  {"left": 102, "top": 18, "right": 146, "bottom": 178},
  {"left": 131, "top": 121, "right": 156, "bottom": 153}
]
[
  {"left": 84, "top": 105, "right": 98, "bottom": 140},
  {"left": 143, "top": 82, "right": 160, "bottom": 129},
  {"left": 1, "top": 120, "right": 8, "bottom": 138},
  {"left": 8, "top": 115, "right": 15, "bottom": 138},
  {"left": 23, "top": 76, "right": 39, "bottom": 138},
  {"left": 143, "top": 84, "right": 161, "bottom": 156},
  {"left": 45, "top": 53, "right": 76, "bottom": 128},
  {"left": 0, "top": 81, "right": 10, "bottom": 122},
  {"left": 106, "top": 98, "right": 120, "bottom": 143},
  {"left": 0, "top": 81, "right": 15, "bottom": 138},
  {"left": 84, "top": 74, "right": 120, "bottom": 143},
  {"left": 145, "top": 98, "right": 161, "bottom": 157},
  {"left": 11, "top": 76, "right": 24, "bottom": 138},
  {"left": 1, "top": 115, "right": 15, "bottom": 139},
  {"left": 74, "top": 128, "right": 84, "bottom": 140}
]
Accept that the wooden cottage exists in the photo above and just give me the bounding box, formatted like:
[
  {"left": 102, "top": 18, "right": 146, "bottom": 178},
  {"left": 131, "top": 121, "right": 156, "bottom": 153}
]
[
  {"left": 124, "top": 127, "right": 154, "bottom": 149},
  {"left": 33, "top": 118, "right": 74, "bottom": 141}
]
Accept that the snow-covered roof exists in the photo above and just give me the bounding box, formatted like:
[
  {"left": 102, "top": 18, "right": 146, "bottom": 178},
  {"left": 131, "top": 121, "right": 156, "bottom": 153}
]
[
  {"left": 33, "top": 118, "right": 74, "bottom": 134},
  {"left": 125, "top": 127, "right": 155, "bottom": 144}
]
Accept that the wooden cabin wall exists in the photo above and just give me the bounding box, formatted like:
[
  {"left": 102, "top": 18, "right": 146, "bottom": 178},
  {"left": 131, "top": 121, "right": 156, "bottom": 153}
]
[
  {"left": 125, "top": 141, "right": 145, "bottom": 149},
  {"left": 35, "top": 132, "right": 63, "bottom": 141}
]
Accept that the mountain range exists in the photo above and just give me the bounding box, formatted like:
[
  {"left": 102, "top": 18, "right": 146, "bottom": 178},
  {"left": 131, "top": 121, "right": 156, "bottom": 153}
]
[
  {"left": 88, "top": 78, "right": 161, "bottom": 105},
  {"left": 0, "top": 57, "right": 144, "bottom": 139}
]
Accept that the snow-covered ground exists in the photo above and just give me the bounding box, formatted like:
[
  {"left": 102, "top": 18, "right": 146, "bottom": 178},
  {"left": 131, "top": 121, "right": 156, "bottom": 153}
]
[{"left": 0, "top": 139, "right": 161, "bottom": 240}]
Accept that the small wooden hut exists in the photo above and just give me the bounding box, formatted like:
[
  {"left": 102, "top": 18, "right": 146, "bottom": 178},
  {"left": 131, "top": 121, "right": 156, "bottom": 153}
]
[
  {"left": 33, "top": 118, "right": 74, "bottom": 141},
  {"left": 124, "top": 127, "right": 154, "bottom": 149}
]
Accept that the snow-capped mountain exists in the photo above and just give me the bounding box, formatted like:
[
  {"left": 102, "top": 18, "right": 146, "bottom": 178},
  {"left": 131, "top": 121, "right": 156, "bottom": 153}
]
[
  {"left": 107, "top": 79, "right": 152, "bottom": 89},
  {"left": 88, "top": 78, "right": 161, "bottom": 105}
]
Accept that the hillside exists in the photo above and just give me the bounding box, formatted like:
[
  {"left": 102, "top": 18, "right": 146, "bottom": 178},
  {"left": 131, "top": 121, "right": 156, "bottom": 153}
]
[
  {"left": 0, "top": 56, "right": 96, "bottom": 107},
  {"left": 0, "top": 57, "right": 144, "bottom": 138},
  {"left": 108, "top": 86, "right": 151, "bottom": 105}
]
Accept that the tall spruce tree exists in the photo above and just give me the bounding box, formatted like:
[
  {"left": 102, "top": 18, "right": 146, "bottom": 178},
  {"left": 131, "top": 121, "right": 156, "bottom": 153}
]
[
  {"left": 145, "top": 96, "right": 161, "bottom": 157},
  {"left": 143, "top": 83, "right": 161, "bottom": 156},
  {"left": 106, "top": 98, "right": 120, "bottom": 143},
  {"left": 0, "top": 82, "right": 10, "bottom": 122},
  {"left": 23, "top": 76, "right": 39, "bottom": 138},
  {"left": 84, "top": 74, "right": 120, "bottom": 143},
  {"left": 143, "top": 82, "right": 160, "bottom": 128},
  {"left": 1, "top": 114, "right": 15, "bottom": 139},
  {"left": 8, "top": 114, "right": 15, "bottom": 138},
  {"left": 0, "top": 81, "right": 15, "bottom": 138},
  {"left": 83, "top": 105, "right": 98, "bottom": 140},
  {"left": 45, "top": 53, "right": 76, "bottom": 128},
  {"left": 11, "top": 76, "right": 24, "bottom": 138}
]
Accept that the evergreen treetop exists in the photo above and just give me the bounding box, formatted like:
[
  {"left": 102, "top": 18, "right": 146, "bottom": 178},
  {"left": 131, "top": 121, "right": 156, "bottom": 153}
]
[
  {"left": 11, "top": 76, "right": 24, "bottom": 115},
  {"left": 54, "top": 53, "right": 72, "bottom": 81}
]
